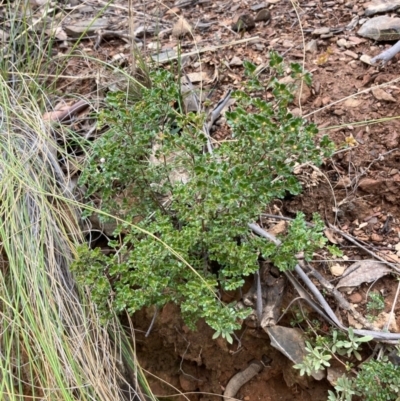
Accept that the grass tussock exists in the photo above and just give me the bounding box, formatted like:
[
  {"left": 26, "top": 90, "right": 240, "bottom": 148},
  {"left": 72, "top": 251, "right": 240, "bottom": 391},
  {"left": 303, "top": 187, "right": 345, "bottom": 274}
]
[{"left": 0, "top": 2, "right": 154, "bottom": 400}]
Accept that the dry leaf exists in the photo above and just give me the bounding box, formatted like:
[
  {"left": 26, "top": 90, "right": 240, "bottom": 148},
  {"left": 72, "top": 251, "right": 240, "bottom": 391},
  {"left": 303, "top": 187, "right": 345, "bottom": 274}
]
[
  {"left": 373, "top": 312, "right": 399, "bottom": 332},
  {"left": 336, "top": 260, "right": 392, "bottom": 288},
  {"left": 345, "top": 135, "right": 357, "bottom": 147},
  {"left": 324, "top": 228, "right": 338, "bottom": 244},
  {"left": 268, "top": 221, "right": 287, "bottom": 236},
  {"left": 184, "top": 72, "right": 210, "bottom": 83},
  {"left": 314, "top": 47, "right": 333, "bottom": 65},
  {"left": 265, "top": 326, "right": 325, "bottom": 380},
  {"left": 372, "top": 87, "right": 396, "bottom": 102}
]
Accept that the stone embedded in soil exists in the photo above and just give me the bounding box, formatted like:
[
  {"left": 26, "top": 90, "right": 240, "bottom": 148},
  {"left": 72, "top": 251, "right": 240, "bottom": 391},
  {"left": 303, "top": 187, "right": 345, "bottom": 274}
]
[
  {"left": 229, "top": 56, "right": 242, "bottom": 66},
  {"left": 357, "top": 16, "right": 400, "bottom": 41},
  {"left": 63, "top": 18, "right": 109, "bottom": 38},
  {"left": 251, "top": 3, "right": 269, "bottom": 11},
  {"left": 371, "top": 232, "right": 384, "bottom": 242},
  {"left": 344, "top": 50, "right": 359, "bottom": 59},
  {"left": 312, "top": 27, "right": 330, "bottom": 36},
  {"left": 364, "top": 0, "right": 400, "bottom": 17},
  {"left": 348, "top": 292, "right": 363, "bottom": 303},
  {"left": 305, "top": 39, "right": 318, "bottom": 53}
]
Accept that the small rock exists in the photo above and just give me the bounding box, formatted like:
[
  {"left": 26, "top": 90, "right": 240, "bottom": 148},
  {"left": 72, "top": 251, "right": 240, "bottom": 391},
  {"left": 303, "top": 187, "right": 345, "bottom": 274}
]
[
  {"left": 254, "top": 43, "right": 265, "bottom": 51},
  {"left": 364, "top": 0, "right": 400, "bottom": 17},
  {"left": 172, "top": 16, "right": 192, "bottom": 38},
  {"left": 63, "top": 18, "right": 109, "bottom": 38},
  {"left": 312, "top": 27, "right": 330, "bottom": 36},
  {"left": 348, "top": 36, "right": 366, "bottom": 45},
  {"left": 229, "top": 56, "right": 243, "bottom": 66},
  {"left": 232, "top": 14, "right": 256, "bottom": 32},
  {"left": 330, "top": 263, "right": 346, "bottom": 276},
  {"left": 290, "top": 107, "right": 302, "bottom": 116},
  {"left": 151, "top": 49, "right": 177, "bottom": 63},
  {"left": 360, "top": 54, "right": 373, "bottom": 64},
  {"left": 147, "top": 42, "right": 159, "bottom": 50},
  {"left": 322, "top": 96, "right": 331, "bottom": 105},
  {"left": 359, "top": 178, "right": 382, "bottom": 192},
  {"left": 333, "top": 108, "right": 345, "bottom": 116},
  {"left": 348, "top": 292, "right": 363, "bottom": 303},
  {"left": 166, "top": 7, "right": 181, "bottom": 15},
  {"left": 251, "top": 3, "right": 268, "bottom": 11},
  {"left": 327, "top": 365, "right": 348, "bottom": 386},
  {"left": 255, "top": 9, "right": 271, "bottom": 22},
  {"left": 282, "top": 40, "right": 294, "bottom": 48},
  {"left": 371, "top": 233, "right": 384, "bottom": 242},
  {"left": 357, "top": 16, "right": 400, "bottom": 41},
  {"left": 175, "top": 0, "right": 198, "bottom": 7},
  {"left": 344, "top": 50, "right": 359, "bottom": 59},
  {"left": 135, "top": 25, "right": 158, "bottom": 38},
  {"left": 294, "top": 82, "right": 312, "bottom": 104},
  {"left": 344, "top": 97, "right": 362, "bottom": 108},
  {"left": 337, "top": 38, "right": 348, "bottom": 48},
  {"left": 305, "top": 39, "right": 318, "bottom": 53}
]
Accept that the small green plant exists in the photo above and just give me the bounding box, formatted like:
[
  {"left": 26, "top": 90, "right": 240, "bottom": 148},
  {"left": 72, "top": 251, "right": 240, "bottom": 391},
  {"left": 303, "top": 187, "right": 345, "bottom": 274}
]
[
  {"left": 366, "top": 291, "right": 385, "bottom": 321},
  {"left": 294, "top": 329, "right": 400, "bottom": 401},
  {"left": 294, "top": 328, "right": 372, "bottom": 376},
  {"left": 73, "top": 54, "right": 335, "bottom": 338},
  {"left": 329, "top": 356, "right": 400, "bottom": 401},
  {"left": 353, "top": 358, "right": 400, "bottom": 401},
  {"left": 328, "top": 376, "right": 360, "bottom": 401}
]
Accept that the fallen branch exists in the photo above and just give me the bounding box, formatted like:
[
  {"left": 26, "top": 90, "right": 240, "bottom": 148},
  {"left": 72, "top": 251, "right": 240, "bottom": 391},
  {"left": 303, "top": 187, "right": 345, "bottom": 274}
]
[{"left": 249, "top": 223, "right": 400, "bottom": 342}]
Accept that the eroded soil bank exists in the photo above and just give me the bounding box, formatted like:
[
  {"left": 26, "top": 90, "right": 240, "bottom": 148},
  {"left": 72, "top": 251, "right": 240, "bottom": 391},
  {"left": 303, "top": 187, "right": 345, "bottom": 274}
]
[{"left": 134, "top": 302, "right": 332, "bottom": 401}]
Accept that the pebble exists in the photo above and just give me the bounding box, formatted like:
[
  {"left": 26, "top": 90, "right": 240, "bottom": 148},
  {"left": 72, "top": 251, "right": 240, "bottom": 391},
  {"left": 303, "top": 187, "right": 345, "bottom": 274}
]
[
  {"left": 251, "top": 3, "right": 268, "bottom": 11},
  {"left": 305, "top": 39, "right": 318, "bottom": 53},
  {"left": 344, "top": 50, "right": 359, "bottom": 59},
  {"left": 348, "top": 292, "right": 363, "bottom": 303},
  {"left": 371, "top": 233, "right": 384, "bottom": 242},
  {"left": 360, "top": 54, "right": 373, "bottom": 64},
  {"left": 230, "top": 56, "right": 243, "bottom": 66},
  {"left": 63, "top": 18, "right": 109, "bottom": 38},
  {"left": 312, "top": 27, "right": 330, "bottom": 36}
]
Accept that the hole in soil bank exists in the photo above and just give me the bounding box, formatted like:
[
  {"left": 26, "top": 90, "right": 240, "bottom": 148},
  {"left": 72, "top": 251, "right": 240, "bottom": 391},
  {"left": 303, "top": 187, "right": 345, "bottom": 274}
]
[{"left": 133, "top": 304, "right": 332, "bottom": 401}]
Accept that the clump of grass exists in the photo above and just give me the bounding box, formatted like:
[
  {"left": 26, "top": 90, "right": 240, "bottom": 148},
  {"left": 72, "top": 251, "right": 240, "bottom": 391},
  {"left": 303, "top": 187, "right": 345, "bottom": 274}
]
[{"left": 0, "top": 2, "right": 154, "bottom": 400}]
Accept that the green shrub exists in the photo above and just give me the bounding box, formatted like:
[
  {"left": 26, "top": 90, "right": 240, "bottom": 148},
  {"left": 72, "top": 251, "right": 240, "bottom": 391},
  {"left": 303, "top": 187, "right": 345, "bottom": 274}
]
[{"left": 72, "top": 54, "right": 334, "bottom": 338}]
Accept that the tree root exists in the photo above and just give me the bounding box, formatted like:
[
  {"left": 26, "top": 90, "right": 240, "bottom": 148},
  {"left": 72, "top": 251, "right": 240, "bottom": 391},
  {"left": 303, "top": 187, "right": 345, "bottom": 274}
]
[{"left": 223, "top": 360, "right": 263, "bottom": 401}]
